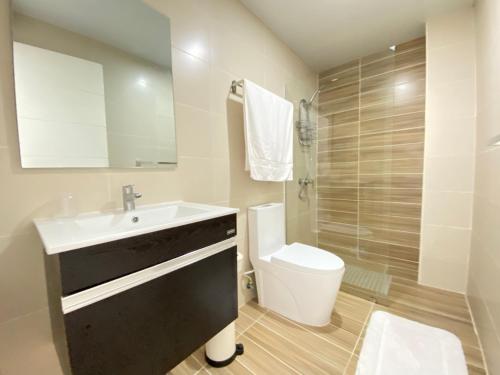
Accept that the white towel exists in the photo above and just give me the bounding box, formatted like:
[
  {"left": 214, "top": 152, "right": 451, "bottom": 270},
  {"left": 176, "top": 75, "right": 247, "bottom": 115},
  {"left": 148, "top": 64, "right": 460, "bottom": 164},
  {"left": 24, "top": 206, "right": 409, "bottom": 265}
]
[{"left": 243, "top": 79, "right": 293, "bottom": 181}]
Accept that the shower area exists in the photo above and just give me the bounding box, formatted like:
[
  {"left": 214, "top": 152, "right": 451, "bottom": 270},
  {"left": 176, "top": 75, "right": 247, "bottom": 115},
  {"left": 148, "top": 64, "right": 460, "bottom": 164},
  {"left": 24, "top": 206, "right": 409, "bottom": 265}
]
[{"left": 286, "top": 37, "right": 426, "bottom": 300}]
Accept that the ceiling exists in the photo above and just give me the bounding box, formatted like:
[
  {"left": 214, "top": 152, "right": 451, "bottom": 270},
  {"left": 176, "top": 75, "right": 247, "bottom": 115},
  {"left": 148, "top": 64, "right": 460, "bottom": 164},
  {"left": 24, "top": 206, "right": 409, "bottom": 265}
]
[
  {"left": 240, "top": 0, "right": 473, "bottom": 72},
  {"left": 13, "top": 0, "right": 171, "bottom": 67}
]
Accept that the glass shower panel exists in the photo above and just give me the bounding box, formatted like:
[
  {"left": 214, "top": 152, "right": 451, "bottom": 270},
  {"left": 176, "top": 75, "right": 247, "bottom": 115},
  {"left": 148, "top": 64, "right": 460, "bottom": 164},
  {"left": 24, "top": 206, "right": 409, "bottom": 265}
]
[{"left": 285, "top": 81, "right": 318, "bottom": 247}]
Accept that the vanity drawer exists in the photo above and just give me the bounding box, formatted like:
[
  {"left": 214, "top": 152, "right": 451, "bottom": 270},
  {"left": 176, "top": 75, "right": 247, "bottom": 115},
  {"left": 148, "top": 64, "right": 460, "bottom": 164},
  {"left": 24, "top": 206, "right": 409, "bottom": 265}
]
[
  {"left": 58, "top": 213, "right": 237, "bottom": 296},
  {"left": 63, "top": 247, "right": 237, "bottom": 375}
]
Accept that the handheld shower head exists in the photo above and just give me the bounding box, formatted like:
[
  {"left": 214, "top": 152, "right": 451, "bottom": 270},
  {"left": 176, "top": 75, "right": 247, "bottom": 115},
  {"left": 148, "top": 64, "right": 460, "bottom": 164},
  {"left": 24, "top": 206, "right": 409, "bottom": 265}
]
[{"left": 307, "top": 88, "right": 320, "bottom": 105}]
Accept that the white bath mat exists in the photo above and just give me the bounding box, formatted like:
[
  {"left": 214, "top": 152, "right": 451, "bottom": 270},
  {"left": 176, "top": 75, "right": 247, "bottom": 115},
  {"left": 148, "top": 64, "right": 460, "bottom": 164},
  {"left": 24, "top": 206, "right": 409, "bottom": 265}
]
[{"left": 357, "top": 311, "right": 468, "bottom": 375}]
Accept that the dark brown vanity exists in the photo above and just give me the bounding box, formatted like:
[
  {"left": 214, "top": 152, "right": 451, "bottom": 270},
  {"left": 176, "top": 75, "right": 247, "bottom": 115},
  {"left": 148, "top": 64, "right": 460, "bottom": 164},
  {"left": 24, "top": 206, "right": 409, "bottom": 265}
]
[{"left": 39, "top": 207, "right": 239, "bottom": 375}]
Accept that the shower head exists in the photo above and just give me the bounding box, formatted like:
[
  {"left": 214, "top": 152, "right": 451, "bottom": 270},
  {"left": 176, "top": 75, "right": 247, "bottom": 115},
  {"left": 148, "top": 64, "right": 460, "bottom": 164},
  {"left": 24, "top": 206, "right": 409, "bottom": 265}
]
[{"left": 307, "top": 88, "right": 320, "bottom": 105}]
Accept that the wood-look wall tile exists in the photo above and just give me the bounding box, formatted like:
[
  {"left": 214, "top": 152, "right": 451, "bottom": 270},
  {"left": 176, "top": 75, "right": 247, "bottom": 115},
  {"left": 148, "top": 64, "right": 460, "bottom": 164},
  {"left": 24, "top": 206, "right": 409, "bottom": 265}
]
[
  {"left": 360, "top": 112, "right": 425, "bottom": 134},
  {"left": 360, "top": 213, "right": 421, "bottom": 233},
  {"left": 319, "top": 67, "right": 359, "bottom": 91},
  {"left": 318, "top": 122, "right": 360, "bottom": 140},
  {"left": 359, "top": 174, "right": 423, "bottom": 189},
  {"left": 361, "top": 64, "right": 425, "bottom": 93},
  {"left": 319, "top": 110, "right": 359, "bottom": 128},
  {"left": 318, "top": 136, "right": 358, "bottom": 152},
  {"left": 317, "top": 174, "right": 359, "bottom": 188},
  {"left": 318, "top": 231, "right": 358, "bottom": 251},
  {"left": 318, "top": 198, "right": 358, "bottom": 213},
  {"left": 360, "top": 128, "right": 424, "bottom": 148},
  {"left": 359, "top": 251, "right": 419, "bottom": 273},
  {"left": 319, "top": 221, "right": 359, "bottom": 237},
  {"left": 359, "top": 227, "right": 420, "bottom": 248},
  {"left": 361, "top": 79, "right": 425, "bottom": 108},
  {"left": 360, "top": 95, "right": 425, "bottom": 122},
  {"left": 361, "top": 48, "right": 425, "bottom": 79},
  {"left": 387, "top": 266, "right": 418, "bottom": 280},
  {"left": 317, "top": 187, "right": 358, "bottom": 200},
  {"left": 359, "top": 201, "right": 422, "bottom": 218},
  {"left": 319, "top": 95, "right": 359, "bottom": 116},
  {"left": 320, "top": 59, "right": 360, "bottom": 78},
  {"left": 320, "top": 82, "right": 359, "bottom": 104},
  {"left": 360, "top": 158, "right": 423, "bottom": 174},
  {"left": 359, "top": 239, "right": 419, "bottom": 262},
  {"left": 318, "top": 162, "right": 358, "bottom": 175},
  {"left": 361, "top": 37, "right": 425, "bottom": 65},
  {"left": 360, "top": 142, "right": 424, "bottom": 161},
  {"left": 318, "top": 209, "right": 358, "bottom": 225},
  {"left": 359, "top": 188, "right": 422, "bottom": 204},
  {"left": 318, "top": 148, "right": 358, "bottom": 163}
]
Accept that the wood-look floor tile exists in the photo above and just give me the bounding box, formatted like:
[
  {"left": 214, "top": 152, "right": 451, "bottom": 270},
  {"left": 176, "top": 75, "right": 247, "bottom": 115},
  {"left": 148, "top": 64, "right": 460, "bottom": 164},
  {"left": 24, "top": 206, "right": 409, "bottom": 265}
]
[
  {"left": 317, "top": 187, "right": 358, "bottom": 201},
  {"left": 244, "top": 322, "right": 344, "bottom": 374},
  {"left": 361, "top": 79, "right": 425, "bottom": 108},
  {"left": 235, "top": 311, "right": 257, "bottom": 336},
  {"left": 302, "top": 321, "right": 358, "bottom": 353},
  {"left": 359, "top": 200, "right": 421, "bottom": 218},
  {"left": 361, "top": 48, "right": 425, "bottom": 79},
  {"left": 359, "top": 239, "right": 419, "bottom": 262},
  {"left": 318, "top": 122, "right": 359, "bottom": 140},
  {"left": 360, "top": 213, "right": 420, "bottom": 233},
  {"left": 169, "top": 352, "right": 204, "bottom": 375},
  {"left": 360, "top": 158, "right": 423, "bottom": 174},
  {"left": 319, "top": 110, "right": 359, "bottom": 128},
  {"left": 205, "top": 359, "right": 254, "bottom": 375},
  {"left": 233, "top": 336, "right": 298, "bottom": 375},
  {"left": 360, "top": 127, "right": 424, "bottom": 148},
  {"left": 259, "top": 313, "right": 352, "bottom": 372},
  {"left": 359, "top": 187, "right": 422, "bottom": 204},
  {"left": 239, "top": 300, "right": 266, "bottom": 321},
  {"left": 318, "top": 148, "right": 358, "bottom": 163},
  {"left": 335, "top": 292, "right": 374, "bottom": 324},
  {"left": 317, "top": 198, "right": 358, "bottom": 212},
  {"left": 361, "top": 64, "right": 425, "bottom": 93},
  {"left": 343, "top": 355, "right": 359, "bottom": 375},
  {"left": 360, "top": 111, "right": 425, "bottom": 134}
]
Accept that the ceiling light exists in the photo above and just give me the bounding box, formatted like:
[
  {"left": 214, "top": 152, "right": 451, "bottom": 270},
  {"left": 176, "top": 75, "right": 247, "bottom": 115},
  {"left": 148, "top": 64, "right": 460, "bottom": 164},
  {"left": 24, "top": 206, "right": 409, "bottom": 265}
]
[
  {"left": 389, "top": 45, "right": 396, "bottom": 51},
  {"left": 331, "top": 78, "right": 338, "bottom": 82}
]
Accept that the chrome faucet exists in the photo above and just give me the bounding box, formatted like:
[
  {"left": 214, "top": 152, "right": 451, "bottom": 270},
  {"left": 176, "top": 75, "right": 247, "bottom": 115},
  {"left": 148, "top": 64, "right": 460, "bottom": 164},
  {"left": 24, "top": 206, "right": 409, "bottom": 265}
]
[{"left": 122, "top": 185, "right": 142, "bottom": 211}]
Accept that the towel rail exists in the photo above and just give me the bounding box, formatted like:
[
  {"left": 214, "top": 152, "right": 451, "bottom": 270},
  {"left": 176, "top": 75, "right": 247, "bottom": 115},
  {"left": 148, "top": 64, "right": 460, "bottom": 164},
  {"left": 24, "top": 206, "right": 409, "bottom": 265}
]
[{"left": 230, "top": 80, "right": 244, "bottom": 94}]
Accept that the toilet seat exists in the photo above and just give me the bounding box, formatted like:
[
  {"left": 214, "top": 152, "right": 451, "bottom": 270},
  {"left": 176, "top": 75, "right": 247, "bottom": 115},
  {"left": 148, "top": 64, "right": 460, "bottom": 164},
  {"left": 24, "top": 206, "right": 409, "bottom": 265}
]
[{"left": 271, "top": 242, "right": 344, "bottom": 274}]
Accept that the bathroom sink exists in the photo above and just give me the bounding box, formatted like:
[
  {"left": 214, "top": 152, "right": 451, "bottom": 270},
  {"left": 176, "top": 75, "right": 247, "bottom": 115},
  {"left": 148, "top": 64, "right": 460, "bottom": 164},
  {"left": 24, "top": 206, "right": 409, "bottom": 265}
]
[{"left": 34, "top": 201, "right": 238, "bottom": 254}]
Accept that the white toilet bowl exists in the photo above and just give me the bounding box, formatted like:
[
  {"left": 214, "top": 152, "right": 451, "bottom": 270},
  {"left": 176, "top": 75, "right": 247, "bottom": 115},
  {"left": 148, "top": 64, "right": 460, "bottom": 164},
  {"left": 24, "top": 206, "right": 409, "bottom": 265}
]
[{"left": 248, "top": 203, "right": 345, "bottom": 327}]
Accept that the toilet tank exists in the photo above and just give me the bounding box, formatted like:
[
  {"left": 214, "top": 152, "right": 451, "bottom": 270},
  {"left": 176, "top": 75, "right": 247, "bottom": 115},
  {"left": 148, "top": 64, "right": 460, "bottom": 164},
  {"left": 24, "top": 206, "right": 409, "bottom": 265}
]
[{"left": 248, "top": 203, "right": 286, "bottom": 262}]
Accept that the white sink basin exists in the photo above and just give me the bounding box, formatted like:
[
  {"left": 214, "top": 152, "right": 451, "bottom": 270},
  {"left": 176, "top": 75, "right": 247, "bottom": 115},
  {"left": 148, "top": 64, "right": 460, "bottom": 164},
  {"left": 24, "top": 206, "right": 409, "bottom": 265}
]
[{"left": 34, "top": 201, "right": 239, "bottom": 254}]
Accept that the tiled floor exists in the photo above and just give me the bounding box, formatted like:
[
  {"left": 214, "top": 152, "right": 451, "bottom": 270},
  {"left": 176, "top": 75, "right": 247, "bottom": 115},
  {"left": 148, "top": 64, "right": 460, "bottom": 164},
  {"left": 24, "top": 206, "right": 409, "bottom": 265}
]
[
  {"left": 170, "top": 277, "right": 487, "bottom": 375},
  {"left": 0, "top": 278, "right": 487, "bottom": 374}
]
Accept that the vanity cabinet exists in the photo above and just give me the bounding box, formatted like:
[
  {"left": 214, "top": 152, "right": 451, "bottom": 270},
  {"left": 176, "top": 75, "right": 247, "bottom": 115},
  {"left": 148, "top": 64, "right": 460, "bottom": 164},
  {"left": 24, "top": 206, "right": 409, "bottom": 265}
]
[{"left": 43, "top": 213, "right": 238, "bottom": 375}]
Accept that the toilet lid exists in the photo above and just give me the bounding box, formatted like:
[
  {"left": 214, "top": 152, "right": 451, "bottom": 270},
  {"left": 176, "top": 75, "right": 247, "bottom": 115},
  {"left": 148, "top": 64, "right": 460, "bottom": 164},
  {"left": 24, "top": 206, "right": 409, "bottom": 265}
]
[{"left": 271, "top": 242, "right": 345, "bottom": 274}]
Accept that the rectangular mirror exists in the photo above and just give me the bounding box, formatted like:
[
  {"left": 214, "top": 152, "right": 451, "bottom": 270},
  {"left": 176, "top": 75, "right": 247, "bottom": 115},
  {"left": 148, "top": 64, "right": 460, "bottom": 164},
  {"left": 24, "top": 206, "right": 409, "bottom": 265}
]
[{"left": 11, "top": 0, "right": 176, "bottom": 168}]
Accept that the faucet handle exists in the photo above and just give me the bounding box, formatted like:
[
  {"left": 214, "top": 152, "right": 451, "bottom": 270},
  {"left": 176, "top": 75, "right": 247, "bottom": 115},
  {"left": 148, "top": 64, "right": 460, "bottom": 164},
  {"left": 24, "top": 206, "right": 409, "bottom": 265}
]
[{"left": 134, "top": 192, "right": 142, "bottom": 199}]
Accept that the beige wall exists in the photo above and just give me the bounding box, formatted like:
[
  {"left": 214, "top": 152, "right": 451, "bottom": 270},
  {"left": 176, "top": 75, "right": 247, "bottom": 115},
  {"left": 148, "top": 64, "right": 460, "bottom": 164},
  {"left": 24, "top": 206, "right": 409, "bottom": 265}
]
[
  {"left": 420, "top": 8, "right": 476, "bottom": 293},
  {"left": 468, "top": 0, "right": 500, "bottom": 372},
  {"left": 0, "top": 0, "right": 316, "bottom": 332}
]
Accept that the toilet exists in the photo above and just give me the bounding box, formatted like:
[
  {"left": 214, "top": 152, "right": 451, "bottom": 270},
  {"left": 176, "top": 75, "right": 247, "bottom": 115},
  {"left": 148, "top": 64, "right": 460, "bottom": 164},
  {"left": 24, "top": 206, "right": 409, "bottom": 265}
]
[{"left": 248, "top": 203, "right": 345, "bottom": 327}]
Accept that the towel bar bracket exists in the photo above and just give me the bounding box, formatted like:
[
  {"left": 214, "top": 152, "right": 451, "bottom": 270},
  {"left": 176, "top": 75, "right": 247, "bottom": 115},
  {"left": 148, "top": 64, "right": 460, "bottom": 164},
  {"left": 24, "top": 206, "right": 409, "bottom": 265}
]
[{"left": 230, "top": 80, "right": 244, "bottom": 94}]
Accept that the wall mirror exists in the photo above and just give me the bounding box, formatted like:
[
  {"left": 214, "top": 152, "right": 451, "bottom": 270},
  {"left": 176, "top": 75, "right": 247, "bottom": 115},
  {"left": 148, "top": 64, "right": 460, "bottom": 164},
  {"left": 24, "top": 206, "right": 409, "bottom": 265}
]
[{"left": 11, "top": 0, "right": 176, "bottom": 168}]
